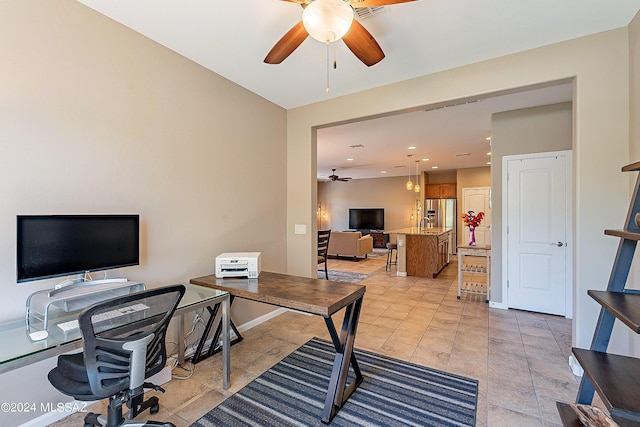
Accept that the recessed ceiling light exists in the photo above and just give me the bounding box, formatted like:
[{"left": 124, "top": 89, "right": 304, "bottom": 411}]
[
  {"left": 408, "top": 146, "right": 416, "bottom": 150},
  {"left": 487, "top": 152, "right": 491, "bottom": 156},
  {"left": 487, "top": 161, "right": 492, "bottom": 165},
  {"left": 486, "top": 136, "right": 491, "bottom": 141},
  {"left": 431, "top": 166, "right": 438, "bottom": 169},
  {"left": 422, "top": 158, "right": 429, "bottom": 161},
  {"left": 347, "top": 158, "right": 354, "bottom": 161},
  {"left": 380, "top": 170, "right": 387, "bottom": 174}
]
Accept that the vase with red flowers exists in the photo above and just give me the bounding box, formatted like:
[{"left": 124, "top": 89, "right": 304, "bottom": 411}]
[{"left": 461, "top": 210, "right": 485, "bottom": 246}]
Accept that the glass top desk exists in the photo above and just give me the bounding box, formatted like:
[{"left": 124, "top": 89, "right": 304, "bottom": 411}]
[{"left": 0, "top": 283, "right": 230, "bottom": 389}]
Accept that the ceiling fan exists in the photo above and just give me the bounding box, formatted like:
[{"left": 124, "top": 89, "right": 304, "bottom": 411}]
[
  {"left": 328, "top": 169, "right": 352, "bottom": 181},
  {"left": 264, "top": 0, "right": 416, "bottom": 67}
]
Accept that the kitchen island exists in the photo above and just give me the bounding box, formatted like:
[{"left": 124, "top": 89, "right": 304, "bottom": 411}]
[{"left": 386, "top": 227, "right": 452, "bottom": 278}]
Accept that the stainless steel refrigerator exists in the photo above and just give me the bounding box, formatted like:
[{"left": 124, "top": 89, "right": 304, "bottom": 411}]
[{"left": 424, "top": 198, "right": 457, "bottom": 254}]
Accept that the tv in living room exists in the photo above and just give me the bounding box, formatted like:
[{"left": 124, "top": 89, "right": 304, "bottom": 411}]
[{"left": 349, "top": 208, "right": 384, "bottom": 231}]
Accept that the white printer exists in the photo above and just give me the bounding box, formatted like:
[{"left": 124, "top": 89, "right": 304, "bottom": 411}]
[{"left": 215, "top": 252, "right": 261, "bottom": 278}]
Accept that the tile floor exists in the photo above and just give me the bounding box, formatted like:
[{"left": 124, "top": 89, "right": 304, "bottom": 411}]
[{"left": 50, "top": 251, "right": 584, "bottom": 426}]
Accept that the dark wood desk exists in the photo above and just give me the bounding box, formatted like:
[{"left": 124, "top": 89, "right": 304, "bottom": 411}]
[{"left": 190, "top": 271, "right": 366, "bottom": 424}]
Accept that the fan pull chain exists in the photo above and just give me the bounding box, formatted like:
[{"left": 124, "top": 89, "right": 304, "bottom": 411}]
[
  {"left": 326, "top": 43, "right": 331, "bottom": 93},
  {"left": 326, "top": 43, "right": 338, "bottom": 93}
]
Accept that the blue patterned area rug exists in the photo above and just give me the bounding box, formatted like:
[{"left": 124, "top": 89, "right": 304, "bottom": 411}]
[
  {"left": 317, "top": 269, "right": 370, "bottom": 283},
  {"left": 191, "top": 338, "right": 478, "bottom": 427}
]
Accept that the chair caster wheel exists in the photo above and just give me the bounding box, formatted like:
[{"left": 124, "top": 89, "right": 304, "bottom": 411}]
[
  {"left": 456, "top": 295, "right": 461, "bottom": 299},
  {"left": 150, "top": 404, "right": 160, "bottom": 414}
]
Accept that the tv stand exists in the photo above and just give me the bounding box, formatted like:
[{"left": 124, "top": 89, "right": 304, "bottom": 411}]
[{"left": 26, "top": 280, "right": 145, "bottom": 332}]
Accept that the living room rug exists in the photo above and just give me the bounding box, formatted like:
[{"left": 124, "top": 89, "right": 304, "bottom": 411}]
[
  {"left": 317, "top": 269, "right": 370, "bottom": 283},
  {"left": 191, "top": 337, "right": 478, "bottom": 427}
]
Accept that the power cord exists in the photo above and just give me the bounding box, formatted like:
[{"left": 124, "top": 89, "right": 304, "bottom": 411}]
[{"left": 167, "top": 308, "right": 209, "bottom": 380}]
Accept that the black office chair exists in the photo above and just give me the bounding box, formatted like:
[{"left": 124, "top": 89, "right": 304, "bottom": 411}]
[
  {"left": 318, "top": 229, "right": 331, "bottom": 280},
  {"left": 48, "top": 285, "right": 185, "bottom": 427}
]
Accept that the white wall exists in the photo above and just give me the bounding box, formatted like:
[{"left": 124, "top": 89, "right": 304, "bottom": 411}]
[
  {"left": 1, "top": 1, "right": 287, "bottom": 424},
  {"left": 287, "top": 29, "right": 630, "bottom": 353}
]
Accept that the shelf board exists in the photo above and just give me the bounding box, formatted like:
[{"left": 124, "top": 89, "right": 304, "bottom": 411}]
[
  {"left": 605, "top": 229, "right": 640, "bottom": 240},
  {"left": 460, "top": 264, "right": 488, "bottom": 273},
  {"left": 588, "top": 291, "right": 640, "bottom": 333},
  {"left": 573, "top": 348, "right": 640, "bottom": 423},
  {"left": 622, "top": 161, "right": 640, "bottom": 172}
]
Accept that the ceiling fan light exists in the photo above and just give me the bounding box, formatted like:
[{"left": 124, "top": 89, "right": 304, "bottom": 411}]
[{"left": 302, "top": 0, "right": 354, "bottom": 44}]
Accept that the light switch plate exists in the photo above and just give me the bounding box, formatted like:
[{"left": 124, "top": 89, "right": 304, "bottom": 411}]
[{"left": 294, "top": 224, "right": 306, "bottom": 235}]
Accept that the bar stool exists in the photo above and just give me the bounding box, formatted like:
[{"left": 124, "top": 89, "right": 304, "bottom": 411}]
[{"left": 386, "top": 242, "right": 397, "bottom": 271}]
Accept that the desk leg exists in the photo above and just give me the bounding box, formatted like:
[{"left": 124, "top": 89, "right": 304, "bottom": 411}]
[
  {"left": 177, "top": 313, "right": 187, "bottom": 366},
  {"left": 191, "top": 295, "right": 243, "bottom": 364},
  {"left": 321, "top": 296, "right": 364, "bottom": 424},
  {"left": 222, "top": 294, "right": 230, "bottom": 390}
]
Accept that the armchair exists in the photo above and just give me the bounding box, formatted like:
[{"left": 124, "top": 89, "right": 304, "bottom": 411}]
[{"left": 48, "top": 285, "right": 185, "bottom": 427}]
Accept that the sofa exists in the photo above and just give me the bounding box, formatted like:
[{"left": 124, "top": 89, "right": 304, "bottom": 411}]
[{"left": 327, "top": 231, "right": 374, "bottom": 261}]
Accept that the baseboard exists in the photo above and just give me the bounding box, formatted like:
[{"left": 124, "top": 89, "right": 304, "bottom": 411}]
[
  {"left": 236, "top": 307, "right": 288, "bottom": 333},
  {"left": 396, "top": 271, "right": 407, "bottom": 277},
  {"left": 489, "top": 301, "right": 508, "bottom": 309},
  {"left": 569, "top": 354, "right": 584, "bottom": 377}
]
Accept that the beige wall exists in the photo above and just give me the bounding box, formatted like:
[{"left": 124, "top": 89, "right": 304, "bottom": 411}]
[
  {"left": 1, "top": 1, "right": 287, "bottom": 423},
  {"left": 287, "top": 30, "right": 630, "bottom": 353},
  {"left": 318, "top": 168, "right": 491, "bottom": 248},
  {"left": 318, "top": 176, "right": 422, "bottom": 232},
  {"left": 490, "top": 102, "right": 573, "bottom": 303}
]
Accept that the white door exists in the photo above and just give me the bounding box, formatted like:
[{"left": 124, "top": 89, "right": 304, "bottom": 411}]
[
  {"left": 505, "top": 151, "right": 571, "bottom": 316},
  {"left": 462, "top": 187, "right": 491, "bottom": 247}
]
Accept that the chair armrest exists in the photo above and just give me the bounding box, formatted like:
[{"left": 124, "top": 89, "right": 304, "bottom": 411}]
[{"left": 357, "top": 235, "right": 374, "bottom": 255}]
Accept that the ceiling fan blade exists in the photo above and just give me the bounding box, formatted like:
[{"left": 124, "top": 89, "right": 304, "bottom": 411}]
[
  {"left": 342, "top": 20, "right": 384, "bottom": 67},
  {"left": 264, "top": 21, "right": 309, "bottom": 64},
  {"left": 350, "top": 0, "right": 415, "bottom": 7}
]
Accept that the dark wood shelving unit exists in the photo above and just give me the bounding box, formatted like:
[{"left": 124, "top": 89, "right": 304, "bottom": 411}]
[
  {"left": 558, "top": 162, "right": 640, "bottom": 426},
  {"left": 588, "top": 291, "right": 640, "bottom": 333},
  {"left": 573, "top": 349, "right": 640, "bottom": 422}
]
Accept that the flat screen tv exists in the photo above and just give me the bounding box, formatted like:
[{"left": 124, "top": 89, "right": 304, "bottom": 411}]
[
  {"left": 17, "top": 215, "right": 139, "bottom": 283},
  {"left": 349, "top": 208, "right": 384, "bottom": 231}
]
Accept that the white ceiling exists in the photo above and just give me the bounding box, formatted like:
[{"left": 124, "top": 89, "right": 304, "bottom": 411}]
[{"left": 76, "top": 0, "right": 639, "bottom": 179}]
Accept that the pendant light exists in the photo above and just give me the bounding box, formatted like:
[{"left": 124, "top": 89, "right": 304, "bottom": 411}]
[
  {"left": 414, "top": 160, "right": 421, "bottom": 193},
  {"left": 406, "top": 154, "right": 413, "bottom": 190}
]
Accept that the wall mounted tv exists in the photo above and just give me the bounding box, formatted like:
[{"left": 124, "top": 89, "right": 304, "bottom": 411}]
[
  {"left": 349, "top": 208, "right": 384, "bottom": 231},
  {"left": 17, "top": 215, "right": 139, "bottom": 283}
]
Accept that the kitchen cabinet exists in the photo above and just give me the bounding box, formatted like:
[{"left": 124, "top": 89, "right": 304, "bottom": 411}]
[
  {"left": 398, "top": 229, "right": 451, "bottom": 278},
  {"left": 425, "top": 183, "right": 457, "bottom": 199}
]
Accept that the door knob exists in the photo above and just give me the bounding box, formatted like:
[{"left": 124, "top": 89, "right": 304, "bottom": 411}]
[{"left": 550, "top": 241, "right": 564, "bottom": 247}]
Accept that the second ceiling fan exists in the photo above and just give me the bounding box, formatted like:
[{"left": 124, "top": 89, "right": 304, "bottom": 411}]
[{"left": 264, "top": 0, "right": 416, "bottom": 67}]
